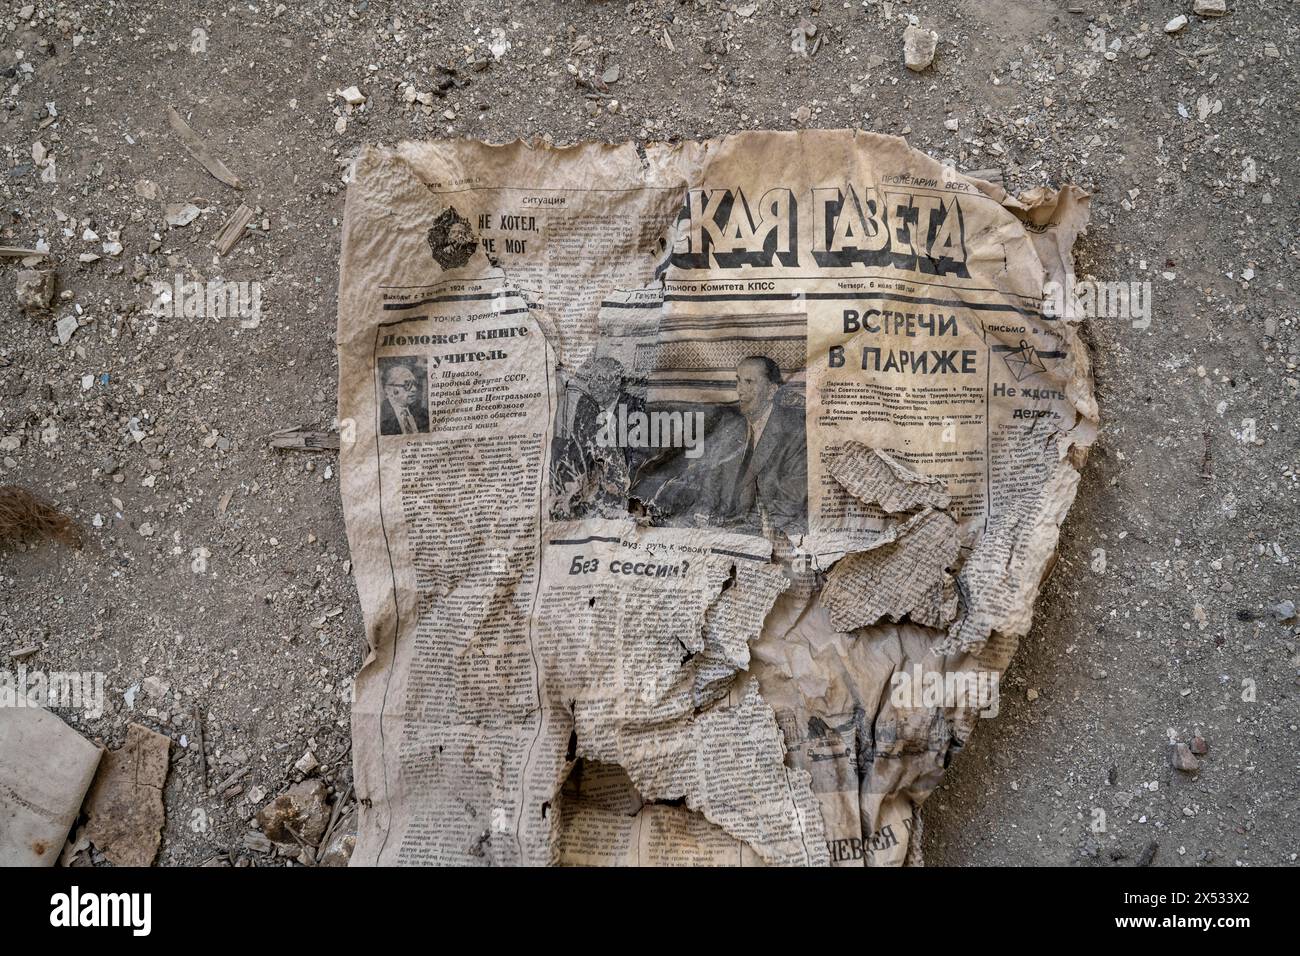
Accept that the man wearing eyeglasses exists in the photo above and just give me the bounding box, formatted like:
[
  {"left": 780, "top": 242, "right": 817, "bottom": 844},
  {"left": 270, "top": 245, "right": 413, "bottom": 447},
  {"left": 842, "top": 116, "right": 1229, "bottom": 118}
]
[{"left": 379, "top": 362, "right": 429, "bottom": 436}]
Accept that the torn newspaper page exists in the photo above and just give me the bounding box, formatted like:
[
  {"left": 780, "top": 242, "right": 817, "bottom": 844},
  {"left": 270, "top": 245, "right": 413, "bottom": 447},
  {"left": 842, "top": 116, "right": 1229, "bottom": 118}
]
[{"left": 337, "top": 130, "right": 1095, "bottom": 866}]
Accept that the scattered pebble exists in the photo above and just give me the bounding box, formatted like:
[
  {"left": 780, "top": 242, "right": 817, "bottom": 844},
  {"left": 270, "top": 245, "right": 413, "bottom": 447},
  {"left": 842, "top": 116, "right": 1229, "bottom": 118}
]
[
  {"left": 256, "top": 779, "right": 331, "bottom": 846},
  {"left": 294, "top": 750, "right": 319, "bottom": 775},
  {"left": 337, "top": 86, "right": 366, "bottom": 106},
  {"left": 903, "top": 25, "right": 938, "bottom": 72},
  {"left": 164, "top": 203, "right": 201, "bottom": 227},
  {"left": 55, "top": 314, "right": 79, "bottom": 345},
  {"left": 1172, "top": 743, "right": 1201, "bottom": 773},
  {"left": 16, "top": 268, "right": 55, "bottom": 311}
]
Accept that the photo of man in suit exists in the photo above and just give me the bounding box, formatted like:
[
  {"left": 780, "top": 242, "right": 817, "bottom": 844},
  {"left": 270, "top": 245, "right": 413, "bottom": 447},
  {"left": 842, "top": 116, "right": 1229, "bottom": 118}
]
[
  {"left": 646, "top": 355, "right": 807, "bottom": 535},
  {"left": 711, "top": 355, "right": 807, "bottom": 534},
  {"left": 378, "top": 359, "right": 429, "bottom": 436}
]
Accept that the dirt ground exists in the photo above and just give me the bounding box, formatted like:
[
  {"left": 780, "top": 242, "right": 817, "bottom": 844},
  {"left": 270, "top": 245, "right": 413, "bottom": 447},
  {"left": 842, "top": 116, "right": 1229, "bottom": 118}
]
[{"left": 0, "top": 0, "right": 1295, "bottom": 866}]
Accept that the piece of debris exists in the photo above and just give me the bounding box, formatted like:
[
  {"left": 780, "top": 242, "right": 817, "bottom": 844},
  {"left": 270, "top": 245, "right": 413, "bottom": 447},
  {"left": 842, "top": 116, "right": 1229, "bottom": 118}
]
[
  {"left": 79, "top": 723, "right": 171, "bottom": 866},
  {"left": 1171, "top": 742, "right": 1201, "bottom": 773},
  {"left": 1164, "top": 14, "right": 1189, "bottom": 32},
  {"left": 0, "top": 704, "right": 103, "bottom": 866},
  {"left": 1136, "top": 840, "right": 1159, "bottom": 866},
  {"left": 166, "top": 106, "right": 243, "bottom": 189},
  {"left": 16, "top": 268, "right": 56, "bottom": 311},
  {"left": 214, "top": 765, "right": 249, "bottom": 794},
  {"left": 267, "top": 426, "right": 341, "bottom": 451},
  {"left": 1190, "top": 735, "right": 1209, "bottom": 756},
  {"left": 1270, "top": 599, "right": 1296, "bottom": 622},
  {"left": 59, "top": 833, "right": 93, "bottom": 868},
  {"left": 256, "top": 779, "right": 332, "bottom": 847},
  {"left": 55, "top": 314, "right": 79, "bottom": 345},
  {"left": 963, "top": 167, "right": 1004, "bottom": 185},
  {"left": 489, "top": 28, "right": 510, "bottom": 61},
  {"left": 903, "top": 24, "right": 938, "bottom": 72},
  {"left": 213, "top": 203, "right": 255, "bottom": 256},
  {"left": 294, "top": 750, "right": 319, "bottom": 775},
  {"left": 318, "top": 806, "right": 357, "bottom": 867},
  {"left": 242, "top": 830, "right": 273, "bottom": 854},
  {"left": 0, "top": 485, "right": 81, "bottom": 546},
  {"left": 1193, "top": 0, "right": 1227, "bottom": 16},
  {"left": 191, "top": 703, "right": 208, "bottom": 789},
  {"left": 0, "top": 246, "right": 51, "bottom": 259},
  {"left": 164, "top": 202, "right": 202, "bottom": 227},
  {"left": 337, "top": 85, "right": 367, "bottom": 106}
]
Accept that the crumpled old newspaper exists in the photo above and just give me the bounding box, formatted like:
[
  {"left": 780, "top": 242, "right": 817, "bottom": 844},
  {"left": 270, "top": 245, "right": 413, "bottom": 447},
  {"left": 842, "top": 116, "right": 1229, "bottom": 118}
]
[{"left": 336, "top": 131, "right": 1095, "bottom": 866}]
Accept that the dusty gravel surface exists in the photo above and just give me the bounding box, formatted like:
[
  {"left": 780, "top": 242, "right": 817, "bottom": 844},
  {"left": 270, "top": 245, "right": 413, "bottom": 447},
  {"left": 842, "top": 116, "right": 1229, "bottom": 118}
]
[{"left": 0, "top": 0, "right": 1295, "bottom": 866}]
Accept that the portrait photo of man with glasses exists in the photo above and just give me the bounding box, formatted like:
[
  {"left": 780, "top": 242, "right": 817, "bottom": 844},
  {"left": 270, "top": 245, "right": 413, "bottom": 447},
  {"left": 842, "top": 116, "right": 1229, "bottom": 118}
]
[{"left": 377, "top": 357, "right": 430, "bottom": 436}]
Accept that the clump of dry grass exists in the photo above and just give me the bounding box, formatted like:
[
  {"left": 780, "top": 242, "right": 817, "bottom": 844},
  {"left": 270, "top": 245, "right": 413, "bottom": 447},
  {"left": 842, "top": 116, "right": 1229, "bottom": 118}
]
[{"left": 0, "top": 485, "right": 82, "bottom": 547}]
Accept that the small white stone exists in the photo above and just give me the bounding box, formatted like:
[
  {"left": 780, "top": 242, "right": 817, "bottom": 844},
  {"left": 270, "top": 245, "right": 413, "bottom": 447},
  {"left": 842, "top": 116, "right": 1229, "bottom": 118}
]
[
  {"left": 337, "top": 85, "right": 366, "bottom": 106},
  {"left": 903, "top": 25, "right": 938, "bottom": 72},
  {"left": 295, "top": 750, "right": 320, "bottom": 775},
  {"left": 1164, "top": 14, "right": 1188, "bottom": 32},
  {"left": 56, "top": 314, "right": 78, "bottom": 344},
  {"left": 489, "top": 27, "right": 510, "bottom": 61}
]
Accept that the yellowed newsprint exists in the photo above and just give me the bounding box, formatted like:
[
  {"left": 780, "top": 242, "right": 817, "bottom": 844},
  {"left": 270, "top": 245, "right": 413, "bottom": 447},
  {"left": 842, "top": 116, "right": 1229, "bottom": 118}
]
[{"left": 336, "top": 131, "right": 1095, "bottom": 866}]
